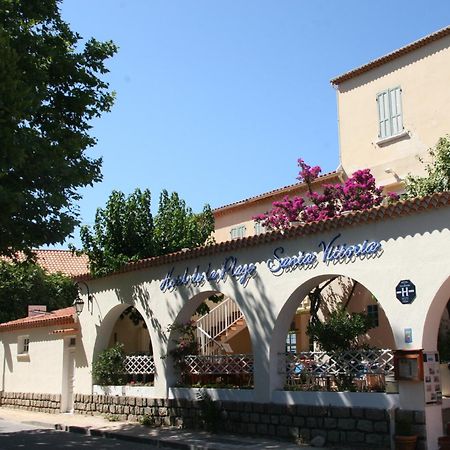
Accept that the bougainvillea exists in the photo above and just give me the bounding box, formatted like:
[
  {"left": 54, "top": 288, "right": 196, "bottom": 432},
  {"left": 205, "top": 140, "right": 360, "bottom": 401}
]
[{"left": 254, "top": 159, "right": 398, "bottom": 230}]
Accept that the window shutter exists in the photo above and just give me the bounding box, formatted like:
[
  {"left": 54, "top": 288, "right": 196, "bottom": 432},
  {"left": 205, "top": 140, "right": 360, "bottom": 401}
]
[
  {"left": 377, "top": 90, "right": 391, "bottom": 138},
  {"left": 389, "top": 87, "right": 403, "bottom": 135}
]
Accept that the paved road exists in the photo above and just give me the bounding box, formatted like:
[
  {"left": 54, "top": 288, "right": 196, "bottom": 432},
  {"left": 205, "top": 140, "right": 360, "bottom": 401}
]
[{"left": 0, "top": 419, "right": 164, "bottom": 449}]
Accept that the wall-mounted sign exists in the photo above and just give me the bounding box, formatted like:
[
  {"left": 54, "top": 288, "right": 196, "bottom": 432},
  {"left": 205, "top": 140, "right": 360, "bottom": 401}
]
[
  {"left": 396, "top": 280, "right": 416, "bottom": 304},
  {"left": 160, "top": 256, "right": 257, "bottom": 292},
  {"left": 267, "top": 233, "right": 382, "bottom": 275},
  {"left": 404, "top": 328, "right": 413, "bottom": 343},
  {"left": 423, "top": 352, "right": 442, "bottom": 404},
  {"left": 161, "top": 233, "right": 383, "bottom": 292}
]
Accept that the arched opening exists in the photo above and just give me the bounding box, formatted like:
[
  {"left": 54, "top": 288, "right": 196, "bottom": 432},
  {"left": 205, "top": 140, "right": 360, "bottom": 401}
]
[
  {"left": 167, "top": 290, "right": 253, "bottom": 389},
  {"left": 271, "top": 275, "right": 395, "bottom": 393},
  {"left": 92, "top": 304, "right": 154, "bottom": 387},
  {"left": 423, "top": 276, "right": 450, "bottom": 399}
]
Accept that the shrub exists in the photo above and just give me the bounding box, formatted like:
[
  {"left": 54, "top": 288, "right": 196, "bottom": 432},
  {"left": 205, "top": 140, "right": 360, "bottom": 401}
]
[{"left": 92, "top": 343, "right": 126, "bottom": 386}]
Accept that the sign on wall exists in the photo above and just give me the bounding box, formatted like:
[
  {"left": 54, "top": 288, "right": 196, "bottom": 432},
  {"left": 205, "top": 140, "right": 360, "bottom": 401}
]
[
  {"left": 160, "top": 233, "right": 383, "bottom": 292},
  {"left": 396, "top": 280, "right": 416, "bottom": 304}
]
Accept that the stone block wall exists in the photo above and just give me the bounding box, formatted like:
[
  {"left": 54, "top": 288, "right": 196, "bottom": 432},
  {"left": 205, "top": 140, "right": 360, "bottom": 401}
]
[
  {"left": 396, "top": 409, "right": 427, "bottom": 450},
  {"left": 73, "top": 394, "right": 394, "bottom": 448},
  {"left": 0, "top": 391, "right": 61, "bottom": 413}
]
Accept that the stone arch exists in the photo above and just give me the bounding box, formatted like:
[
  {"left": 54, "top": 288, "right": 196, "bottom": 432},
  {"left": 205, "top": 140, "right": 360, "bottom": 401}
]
[
  {"left": 422, "top": 274, "right": 450, "bottom": 350},
  {"left": 92, "top": 301, "right": 154, "bottom": 361},
  {"left": 166, "top": 289, "right": 254, "bottom": 387},
  {"left": 269, "top": 273, "right": 396, "bottom": 391}
]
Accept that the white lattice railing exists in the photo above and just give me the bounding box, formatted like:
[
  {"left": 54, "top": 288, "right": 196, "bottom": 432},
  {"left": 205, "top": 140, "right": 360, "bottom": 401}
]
[
  {"left": 184, "top": 354, "right": 253, "bottom": 375},
  {"left": 280, "top": 349, "right": 394, "bottom": 389},
  {"left": 196, "top": 296, "right": 244, "bottom": 354},
  {"left": 124, "top": 354, "right": 155, "bottom": 375}
]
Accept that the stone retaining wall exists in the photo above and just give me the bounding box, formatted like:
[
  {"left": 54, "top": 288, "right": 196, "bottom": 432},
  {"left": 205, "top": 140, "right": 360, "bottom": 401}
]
[
  {"left": 73, "top": 394, "right": 397, "bottom": 448},
  {"left": 0, "top": 391, "right": 61, "bottom": 413}
]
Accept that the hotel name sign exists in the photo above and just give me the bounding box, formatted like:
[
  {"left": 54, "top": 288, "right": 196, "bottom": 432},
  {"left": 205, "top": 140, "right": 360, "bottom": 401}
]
[{"left": 160, "top": 233, "right": 382, "bottom": 292}]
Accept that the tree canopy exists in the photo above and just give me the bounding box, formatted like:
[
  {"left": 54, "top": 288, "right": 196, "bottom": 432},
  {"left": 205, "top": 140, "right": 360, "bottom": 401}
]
[
  {"left": 0, "top": 260, "right": 77, "bottom": 323},
  {"left": 80, "top": 188, "right": 215, "bottom": 277},
  {"left": 0, "top": 0, "right": 117, "bottom": 256}
]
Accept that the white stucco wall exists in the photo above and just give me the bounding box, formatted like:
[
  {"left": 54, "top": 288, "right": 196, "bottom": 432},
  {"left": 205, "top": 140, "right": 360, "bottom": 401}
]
[
  {"left": 336, "top": 36, "right": 450, "bottom": 188},
  {"left": 1, "top": 327, "right": 65, "bottom": 394},
  {"left": 76, "top": 204, "right": 450, "bottom": 404}
]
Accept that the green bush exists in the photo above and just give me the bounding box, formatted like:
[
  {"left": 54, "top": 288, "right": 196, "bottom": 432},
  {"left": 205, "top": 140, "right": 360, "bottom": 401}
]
[
  {"left": 92, "top": 343, "right": 126, "bottom": 386},
  {"left": 307, "top": 308, "right": 373, "bottom": 353}
]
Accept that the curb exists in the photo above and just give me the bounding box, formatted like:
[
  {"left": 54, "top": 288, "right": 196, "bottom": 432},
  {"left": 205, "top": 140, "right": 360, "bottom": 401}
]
[{"left": 55, "top": 423, "right": 194, "bottom": 449}]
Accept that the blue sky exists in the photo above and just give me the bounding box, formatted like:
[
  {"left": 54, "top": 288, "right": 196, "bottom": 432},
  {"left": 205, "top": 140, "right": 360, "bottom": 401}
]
[{"left": 59, "top": 0, "right": 449, "bottom": 248}]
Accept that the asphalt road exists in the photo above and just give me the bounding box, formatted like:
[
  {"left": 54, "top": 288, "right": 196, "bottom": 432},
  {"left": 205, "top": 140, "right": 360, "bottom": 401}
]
[{"left": 0, "top": 419, "right": 163, "bottom": 449}]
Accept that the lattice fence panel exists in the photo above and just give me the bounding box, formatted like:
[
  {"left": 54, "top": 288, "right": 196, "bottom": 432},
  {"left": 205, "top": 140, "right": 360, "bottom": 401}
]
[
  {"left": 184, "top": 354, "right": 253, "bottom": 375},
  {"left": 280, "top": 349, "right": 394, "bottom": 380},
  {"left": 124, "top": 355, "right": 155, "bottom": 375}
]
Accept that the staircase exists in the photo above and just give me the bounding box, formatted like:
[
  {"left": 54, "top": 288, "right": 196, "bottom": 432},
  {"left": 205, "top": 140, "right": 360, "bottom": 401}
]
[{"left": 196, "top": 297, "right": 247, "bottom": 355}]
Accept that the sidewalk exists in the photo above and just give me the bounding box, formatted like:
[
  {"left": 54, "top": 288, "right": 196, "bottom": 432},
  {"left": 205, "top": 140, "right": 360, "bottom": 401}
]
[{"left": 0, "top": 407, "right": 314, "bottom": 449}]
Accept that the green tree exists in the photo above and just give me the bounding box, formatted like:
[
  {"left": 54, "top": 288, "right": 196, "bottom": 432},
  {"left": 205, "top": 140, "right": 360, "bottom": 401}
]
[
  {"left": 154, "top": 190, "right": 215, "bottom": 255},
  {"left": 80, "top": 188, "right": 215, "bottom": 277},
  {"left": 0, "top": 0, "right": 117, "bottom": 257},
  {"left": 80, "top": 189, "right": 155, "bottom": 277},
  {"left": 0, "top": 260, "right": 78, "bottom": 323},
  {"left": 404, "top": 136, "right": 450, "bottom": 198}
]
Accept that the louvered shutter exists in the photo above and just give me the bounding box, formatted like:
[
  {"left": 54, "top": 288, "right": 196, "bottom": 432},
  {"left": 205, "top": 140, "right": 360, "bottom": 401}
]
[
  {"left": 377, "top": 90, "right": 391, "bottom": 138},
  {"left": 389, "top": 87, "right": 403, "bottom": 135}
]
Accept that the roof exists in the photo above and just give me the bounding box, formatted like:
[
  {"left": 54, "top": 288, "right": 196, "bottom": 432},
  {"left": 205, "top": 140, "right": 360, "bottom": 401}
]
[
  {"left": 331, "top": 25, "right": 450, "bottom": 85},
  {"left": 214, "top": 170, "right": 340, "bottom": 215},
  {"left": 0, "top": 307, "right": 76, "bottom": 332},
  {"left": 76, "top": 191, "right": 450, "bottom": 281},
  {"left": 2, "top": 250, "right": 89, "bottom": 278}
]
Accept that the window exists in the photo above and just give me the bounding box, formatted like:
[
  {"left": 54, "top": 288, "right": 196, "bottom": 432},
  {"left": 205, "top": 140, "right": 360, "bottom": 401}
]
[
  {"left": 286, "top": 321, "right": 297, "bottom": 353},
  {"left": 286, "top": 332, "right": 297, "bottom": 354},
  {"left": 254, "top": 222, "right": 266, "bottom": 236},
  {"left": 367, "top": 304, "right": 379, "bottom": 327},
  {"left": 230, "top": 225, "right": 246, "bottom": 240},
  {"left": 18, "top": 335, "right": 30, "bottom": 355},
  {"left": 376, "top": 86, "right": 403, "bottom": 139}
]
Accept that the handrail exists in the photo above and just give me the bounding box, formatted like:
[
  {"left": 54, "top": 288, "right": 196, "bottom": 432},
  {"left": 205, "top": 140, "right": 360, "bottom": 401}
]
[{"left": 196, "top": 296, "right": 244, "bottom": 354}]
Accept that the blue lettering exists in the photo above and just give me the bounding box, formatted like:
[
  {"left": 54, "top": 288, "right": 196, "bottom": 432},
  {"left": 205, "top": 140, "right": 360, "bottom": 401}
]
[{"left": 267, "top": 247, "right": 284, "bottom": 274}]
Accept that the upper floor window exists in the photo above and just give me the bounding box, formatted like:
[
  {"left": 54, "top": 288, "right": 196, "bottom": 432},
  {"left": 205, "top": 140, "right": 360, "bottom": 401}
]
[
  {"left": 230, "top": 225, "right": 246, "bottom": 240},
  {"left": 254, "top": 222, "right": 266, "bottom": 236},
  {"left": 376, "top": 86, "right": 403, "bottom": 139}
]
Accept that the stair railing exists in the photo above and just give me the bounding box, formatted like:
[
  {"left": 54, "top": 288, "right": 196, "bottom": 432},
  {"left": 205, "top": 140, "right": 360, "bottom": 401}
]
[{"left": 196, "top": 297, "right": 244, "bottom": 354}]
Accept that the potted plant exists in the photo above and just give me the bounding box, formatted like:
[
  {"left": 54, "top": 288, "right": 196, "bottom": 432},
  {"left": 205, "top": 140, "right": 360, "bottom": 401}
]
[{"left": 395, "top": 418, "right": 418, "bottom": 450}]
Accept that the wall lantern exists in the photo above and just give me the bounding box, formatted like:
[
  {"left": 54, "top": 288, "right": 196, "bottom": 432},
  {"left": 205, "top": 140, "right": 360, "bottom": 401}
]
[
  {"left": 73, "top": 295, "right": 84, "bottom": 316},
  {"left": 74, "top": 281, "right": 92, "bottom": 316}
]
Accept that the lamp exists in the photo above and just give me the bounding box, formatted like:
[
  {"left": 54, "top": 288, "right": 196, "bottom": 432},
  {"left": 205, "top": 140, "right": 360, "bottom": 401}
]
[
  {"left": 73, "top": 295, "right": 84, "bottom": 316},
  {"left": 74, "top": 281, "right": 92, "bottom": 315}
]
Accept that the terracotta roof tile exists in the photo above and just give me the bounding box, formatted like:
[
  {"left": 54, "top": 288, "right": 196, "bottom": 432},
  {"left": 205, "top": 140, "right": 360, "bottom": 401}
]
[
  {"left": 331, "top": 26, "right": 450, "bottom": 85},
  {"left": 0, "top": 307, "right": 76, "bottom": 332},
  {"left": 213, "top": 171, "right": 340, "bottom": 214},
  {"left": 2, "top": 250, "right": 89, "bottom": 278},
  {"left": 76, "top": 191, "right": 450, "bottom": 281}
]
